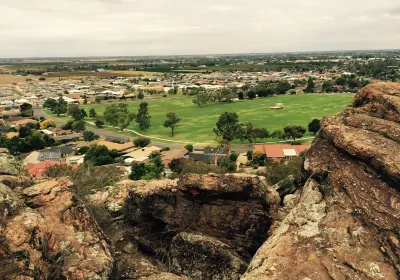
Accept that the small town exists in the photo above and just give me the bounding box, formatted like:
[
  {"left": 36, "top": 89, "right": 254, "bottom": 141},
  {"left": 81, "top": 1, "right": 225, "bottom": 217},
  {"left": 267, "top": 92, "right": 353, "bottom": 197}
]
[{"left": 1, "top": 0, "right": 399, "bottom": 279}]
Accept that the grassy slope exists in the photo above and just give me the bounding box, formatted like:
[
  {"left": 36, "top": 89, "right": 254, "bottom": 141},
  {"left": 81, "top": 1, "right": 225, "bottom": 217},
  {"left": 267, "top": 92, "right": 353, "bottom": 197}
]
[{"left": 82, "top": 94, "right": 354, "bottom": 143}]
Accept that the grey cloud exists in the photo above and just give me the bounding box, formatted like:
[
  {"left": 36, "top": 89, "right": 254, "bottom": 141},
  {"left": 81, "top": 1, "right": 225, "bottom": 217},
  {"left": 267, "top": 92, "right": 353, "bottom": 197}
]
[{"left": 0, "top": 0, "right": 399, "bottom": 57}]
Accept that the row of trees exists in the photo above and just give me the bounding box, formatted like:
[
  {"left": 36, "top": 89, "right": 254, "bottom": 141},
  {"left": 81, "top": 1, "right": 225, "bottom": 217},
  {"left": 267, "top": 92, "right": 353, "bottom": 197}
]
[{"left": 214, "top": 112, "right": 321, "bottom": 143}]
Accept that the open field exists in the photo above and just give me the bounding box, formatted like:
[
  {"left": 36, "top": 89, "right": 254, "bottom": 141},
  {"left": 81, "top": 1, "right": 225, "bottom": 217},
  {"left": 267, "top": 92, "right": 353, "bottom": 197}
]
[{"left": 83, "top": 94, "right": 354, "bottom": 143}]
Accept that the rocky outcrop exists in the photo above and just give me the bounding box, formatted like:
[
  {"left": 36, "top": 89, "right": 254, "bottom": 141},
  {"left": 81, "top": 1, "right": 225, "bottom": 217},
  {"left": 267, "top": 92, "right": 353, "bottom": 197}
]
[
  {"left": 170, "top": 232, "right": 248, "bottom": 280},
  {"left": 0, "top": 151, "right": 114, "bottom": 279},
  {"left": 125, "top": 174, "right": 276, "bottom": 256},
  {"left": 0, "top": 148, "right": 20, "bottom": 175},
  {"left": 113, "top": 173, "right": 279, "bottom": 279},
  {"left": 243, "top": 82, "right": 400, "bottom": 280}
]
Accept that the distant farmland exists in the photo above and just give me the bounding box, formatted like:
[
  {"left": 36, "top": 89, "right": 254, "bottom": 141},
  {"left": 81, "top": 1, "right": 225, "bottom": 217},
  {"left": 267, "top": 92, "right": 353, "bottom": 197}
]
[{"left": 84, "top": 94, "right": 354, "bottom": 144}]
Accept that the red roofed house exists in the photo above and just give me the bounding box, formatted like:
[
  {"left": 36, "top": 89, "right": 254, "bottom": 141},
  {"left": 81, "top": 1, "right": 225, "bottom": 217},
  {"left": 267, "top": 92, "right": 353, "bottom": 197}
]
[
  {"left": 253, "top": 144, "right": 310, "bottom": 160},
  {"left": 26, "top": 161, "right": 77, "bottom": 179},
  {"left": 11, "top": 118, "right": 38, "bottom": 128}
]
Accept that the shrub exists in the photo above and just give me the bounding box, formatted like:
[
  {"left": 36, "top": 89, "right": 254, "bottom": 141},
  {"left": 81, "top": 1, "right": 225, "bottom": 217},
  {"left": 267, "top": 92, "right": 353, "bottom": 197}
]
[
  {"left": 133, "top": 137, "right": 151, "bottom": 148},
  {"left": 184, "top": 144, "right": 194, "bottom": 153},
  {"left": 229, "top": 152, "right": 238, "bottom": 162}
]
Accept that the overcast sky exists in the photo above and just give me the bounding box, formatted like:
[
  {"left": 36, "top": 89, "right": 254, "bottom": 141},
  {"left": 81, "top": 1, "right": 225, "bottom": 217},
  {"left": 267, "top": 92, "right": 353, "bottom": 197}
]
[{"left": 0, "top": 0, "right": 399, "bottom": 58}]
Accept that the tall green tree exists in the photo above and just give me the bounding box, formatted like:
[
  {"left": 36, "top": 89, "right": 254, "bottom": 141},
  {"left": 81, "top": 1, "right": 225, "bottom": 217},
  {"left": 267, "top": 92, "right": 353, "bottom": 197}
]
[
  {"left": 104, "top": 103, "right": 136, "bottom": 130},
  {"left": 20, "top": 103, "right": 33, "bottom": 117},
  {"left": 68, "top": 104, "right": 85, "bottom": 121},
  {"left": 136, "top": 102, "right": 151, "bottom": 130},
  {"left": 214, "top": 112, "right": 241, "bottom": 142},
  {"left": 72, "top": 120, "right": 86, "bottom": 132},
  {"left": 52, "top": 98, "right": 68, "bottom": 116},
  {"left": 89, "top": 108, "right": 97, "bottom": 119},
  {"left": 163, "top": 112, "right": 181, "bottom": 136},
  {"left": 308, "top": 119, "right": 321, "bottom": 135},
  {"left": 283, "top": 126, "right": 306, "bottom": 141},
  {"left": 304, "top": 77, "right": 315, "bottom": 93}
]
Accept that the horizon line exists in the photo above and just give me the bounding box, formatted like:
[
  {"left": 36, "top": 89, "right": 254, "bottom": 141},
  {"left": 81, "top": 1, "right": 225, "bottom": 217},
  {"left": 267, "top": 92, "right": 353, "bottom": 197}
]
[{"left": 1, "top": 48, "right": 399, "bottom": 60}]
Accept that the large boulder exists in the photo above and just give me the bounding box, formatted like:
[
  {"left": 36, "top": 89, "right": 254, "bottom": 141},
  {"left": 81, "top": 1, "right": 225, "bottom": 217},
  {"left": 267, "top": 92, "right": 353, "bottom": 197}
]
[
  {"left": 124, "top": 173, "right": 276, "bottom": 255},
  {"left": 242, "top": 82, "right": 400, "bottom": 280},
  {"left": 0, "top": 177, "right": 114, "bottom": 279}
]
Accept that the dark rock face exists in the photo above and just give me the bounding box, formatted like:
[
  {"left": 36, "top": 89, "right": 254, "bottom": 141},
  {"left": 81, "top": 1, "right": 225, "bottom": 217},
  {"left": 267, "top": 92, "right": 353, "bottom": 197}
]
[
  {"left": 120, "top": 173, "right": 278, "bottom": 279},
  {"left": 170, "top": 232, "right": 248, "bottom": 280},
  {"left": 243, "top": 82, "right": 400, "bottom": 280},
  {"left": 125, "top": 174, "right": 274, "bottom": 255}
]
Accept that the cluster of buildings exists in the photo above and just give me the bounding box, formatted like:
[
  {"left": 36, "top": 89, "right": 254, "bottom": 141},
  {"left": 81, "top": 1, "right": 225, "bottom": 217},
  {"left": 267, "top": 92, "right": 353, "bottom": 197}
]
[{"left": 0, "top": 67, "right": 358, "bottom": 111}]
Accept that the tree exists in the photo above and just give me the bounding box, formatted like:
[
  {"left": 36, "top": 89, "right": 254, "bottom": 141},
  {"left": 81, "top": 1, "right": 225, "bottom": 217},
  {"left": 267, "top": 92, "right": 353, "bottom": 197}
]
[
  {"left": 184, "top": 144, "right": 193, "bottom": 153},
  {"left": 229, "top": 152, "right": 238, "bottom": 162},
  {"left": 61, "top": 120, "right": 74, "bottom": 130},
  {"left": 20, "top": 103, "right": 33, "bottom": 117},
  {"left": 83, "top": 131, "right": 99, "bottom": 142},
  {"left": 308, "top": 119, "right": 321, "bottom": 135},
  {"left": 52, "top": 97, "right": 68, "bottom": 116},
  {"left": 104, "top": 103, "right": 136, "bottom": 130},
  {"left": 271, "top": 130, "right": 284, "bottom": 142},
  {"left": 43, "top": 98, "right": 57, "bottom": 110},
  {"left": 168, "top": 158, "right": 185, "bottom": 174},
  {"left": 304, "top": 77, "right": 315, "bottom": 93},
  {"left": 130, "top": 163, "right": 147, "bottom": 180},
  {"left": 245, "top": 122, "right": 256, "bottom": 143},
  {"left": 138, "top": 91, "right": 145, "bottom": 100},
  {"left": 104, "top": 104, "right": 120, "bottom": 127},
  {"left": 322, "top": 81, "right": 333, "bottom": 92},
  {"left": 95, "top": 117, "right": 105, "bottom": 128},
  {"left": 283, "top": 126, "right": 306, "bottom": 141},
  {"left": 192, "top": 90, "right": 212, "bottom": 107},
  {"left": 68, "top": 104, "right": 85, "bottom": 121},
  {"left": 95, "top": 96, "right": 102, "bottom": 103},
  {"left": 89, "top": 108, "right": 97, "bottom": 119},
  {"left": 0, "top": 136, "right": 22, "bottom": 155},
  {"left": 247, "top": 91, "right": 256, "bottom": 99},
  {"left": 163, "top": 112, "right": 181, "bottom": 136},
  {"left": 214, "top": 112, "right": 241, "bottom": 142},
  {"left": 72, "top": 120, "right": 86, "bottom": 132},
  {"left": 218, "top": 158, "right": 237, "bottom": 172},
  {"left": 18, "top": 126, "right": 32, "bottom": 138},
  {"left": 25, "top": 131, "right": 45, "bottom": 151},
  {"left": 238, "top": 92, "right": 244, "bottom": 100},
  {"left": 40, "top": 120, "right": 56, "bottom": 129},
  {"left": 133, "top": 137, "right": 151, "bottom": 148},
  {"left": 136, "top": 102, "right": 151, "bottom": 130},
  {"left": 276, "top": 81, "right": 291, "bottom": 95},
  {"left": 81, "top": 109, "right": 87, "bottom": 118},
  {"left": 84, "top": 145, "right": 115, "bottom": 166}
]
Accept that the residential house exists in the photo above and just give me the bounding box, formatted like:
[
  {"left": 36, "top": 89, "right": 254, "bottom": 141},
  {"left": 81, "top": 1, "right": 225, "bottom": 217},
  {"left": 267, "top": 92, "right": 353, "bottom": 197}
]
[
  {"left": 253, "top": 144, "right": 310, "bottom": 160},
  {"left": 10, "top": 118, "right": 38, "bottom": 128},
  {"left": 26, "top": 161, "right": 76, "bottom": 179},
  {"left": 161, "top": 148, "right": 187, "bottom": 167},
  {"left": 189, "top": 147, "right": 229, "bottom": 164},
  {"left": 52, "top": 133, "right": 83, "bottom": 142},
  {"left": 123, "top": 146, "right": 162, "bottom": 164},
  {"left": 38, "top": 151, "right": 62, "bottom": 162},
  {"left": 78, "top": 140, "right": 134, "bottom": 152},
  {"left": 44, "top": 145, "right": 76, "bottom": 158}
]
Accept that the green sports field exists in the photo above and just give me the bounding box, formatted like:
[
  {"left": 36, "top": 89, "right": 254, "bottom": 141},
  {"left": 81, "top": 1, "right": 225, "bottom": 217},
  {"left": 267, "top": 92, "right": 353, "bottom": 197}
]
[{"left": 83, "top": 94, "right": 354, "bottom": 144}]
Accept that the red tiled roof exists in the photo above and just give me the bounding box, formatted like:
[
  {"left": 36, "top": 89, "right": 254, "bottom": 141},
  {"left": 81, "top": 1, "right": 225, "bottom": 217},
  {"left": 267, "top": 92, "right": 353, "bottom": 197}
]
[
  {"left": 26, "top": 161, "right": 77, "bottom": 179},
  {"left": 12, "top": 119, "right": 37, "bottom": 126},
  {"left": 253, "top": 144, "right": 310, "bottom": 158},
  {"left": 5, "top": 132, "right": 19, "bottom": 139},
  {"left": 67, "top": 94, "right": 82, "bottom": 99}
]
